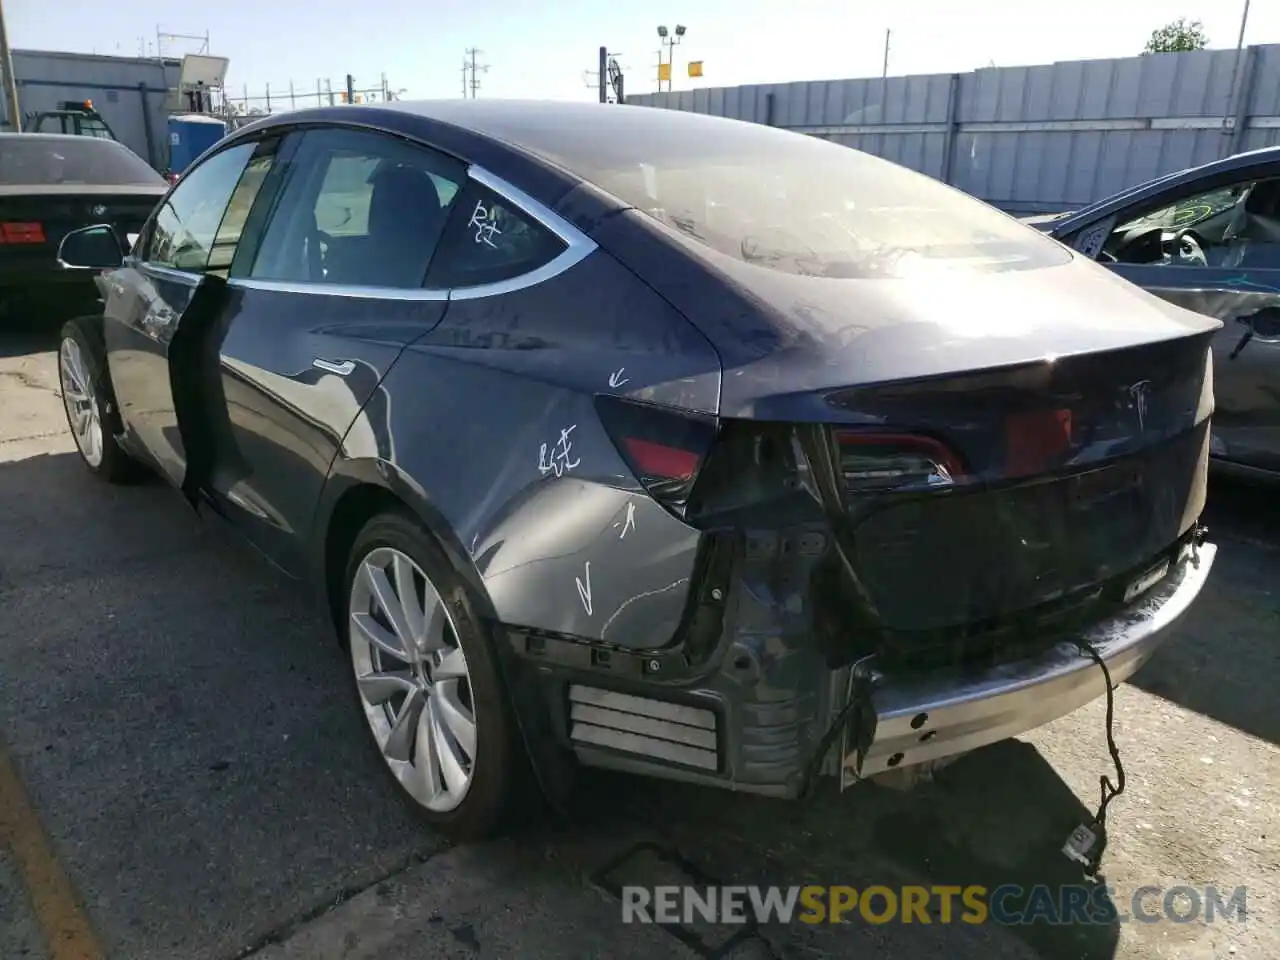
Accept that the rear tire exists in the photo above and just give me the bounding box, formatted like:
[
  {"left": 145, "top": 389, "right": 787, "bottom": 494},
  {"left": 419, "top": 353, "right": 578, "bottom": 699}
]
[
  {"left": 57, "top": 315, "right": 144, "bottom": 484},
  {"left": 342, "top": 509, "right": 525, "bottom": 841}
]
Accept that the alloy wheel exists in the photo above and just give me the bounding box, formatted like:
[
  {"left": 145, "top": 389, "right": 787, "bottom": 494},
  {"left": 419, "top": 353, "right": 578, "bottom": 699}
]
[
  {"left": 348, "top": 546, "right": 477, "bottom": 812},
  {"left": 59, "top": 336, "right": 104, "bottom": 468}
]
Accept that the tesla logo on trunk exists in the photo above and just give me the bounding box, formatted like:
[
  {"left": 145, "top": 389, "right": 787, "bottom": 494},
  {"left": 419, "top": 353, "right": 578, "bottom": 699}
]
[{"left": 1127, "top": 380, "right": 1152, "bottom": 433}]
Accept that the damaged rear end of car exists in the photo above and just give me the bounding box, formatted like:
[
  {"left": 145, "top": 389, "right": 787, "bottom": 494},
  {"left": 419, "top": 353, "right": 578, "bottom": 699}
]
[
  {"left": 520, "top": 119, "right": 1220, "bottom": 799},
  {"left": 550, "top": 332, "right": 1216, "bottom": 798}
]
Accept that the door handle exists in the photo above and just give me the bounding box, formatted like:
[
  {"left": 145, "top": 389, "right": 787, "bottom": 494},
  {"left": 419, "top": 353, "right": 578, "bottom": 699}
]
[{"left": 313, "top": 358, "right": 355, "bottom": 376}]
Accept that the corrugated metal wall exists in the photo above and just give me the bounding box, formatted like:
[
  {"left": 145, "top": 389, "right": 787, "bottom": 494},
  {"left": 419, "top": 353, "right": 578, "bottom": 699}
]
[
  {"left": 1, "top": 50, "right": 182, "bottom": 170},
  {"left": 628, "top": 44, "right": 1280, "bottom": 214}
]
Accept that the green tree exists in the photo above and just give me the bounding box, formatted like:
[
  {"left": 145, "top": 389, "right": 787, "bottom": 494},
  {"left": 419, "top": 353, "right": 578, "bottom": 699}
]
[{"left": 1143, "top": 17, "right": 1209, "bottom": 54}]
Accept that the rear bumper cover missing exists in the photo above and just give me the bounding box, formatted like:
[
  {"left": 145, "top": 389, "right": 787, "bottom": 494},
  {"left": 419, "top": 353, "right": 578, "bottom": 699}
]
[{"left": 844, "top": 540, "right": 1217, "bottom": 783}]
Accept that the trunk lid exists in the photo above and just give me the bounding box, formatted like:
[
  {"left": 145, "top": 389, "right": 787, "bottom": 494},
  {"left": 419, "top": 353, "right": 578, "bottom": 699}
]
[
  {"left": 696, "top": 250, "right": 1220, "bottom": 420},
  {"left": 617, "top": 224, "right": 1220, "bottom": 669},
  {"left": 0, "top": 185, "right": 163, "bottom": 262},
  {"left": 591, "top": 208, "right": 1220, "bottom": 420},
  {"left": 813, "top": 330, "right": 1213, "bottom": 658}
]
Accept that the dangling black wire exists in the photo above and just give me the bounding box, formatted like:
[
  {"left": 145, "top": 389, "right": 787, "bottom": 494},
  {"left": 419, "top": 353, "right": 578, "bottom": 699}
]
[{"left": 1073, "top": 638, "right": 1126, "bottom": 876}]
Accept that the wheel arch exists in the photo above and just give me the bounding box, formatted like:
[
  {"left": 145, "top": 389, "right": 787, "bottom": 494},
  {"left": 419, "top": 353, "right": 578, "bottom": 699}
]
[
  {"left": 312, "top": 456, "right": 498, "bottom": 638},
  {"left": 311, "top": 455, "right": 580, "bottom": 813}
]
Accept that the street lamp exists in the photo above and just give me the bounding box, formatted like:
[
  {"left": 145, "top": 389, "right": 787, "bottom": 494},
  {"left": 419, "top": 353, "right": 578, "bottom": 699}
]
[{"left": 656, "top": 24, "right": 686, "bottom": 92}]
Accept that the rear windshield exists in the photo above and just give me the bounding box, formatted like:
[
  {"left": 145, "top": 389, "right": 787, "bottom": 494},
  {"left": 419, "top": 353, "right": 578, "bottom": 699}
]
[
  {"left": 563, "top": 118, "right": 1071, "bottom": 278},
  {"left": 0, "top": 137, "right": 162, "bottom": 186}
]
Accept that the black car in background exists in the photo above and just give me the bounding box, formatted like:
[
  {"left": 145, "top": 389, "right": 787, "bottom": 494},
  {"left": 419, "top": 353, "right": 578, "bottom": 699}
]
[
  {"left": 54, "top": 101, "right": 1218, "bottom": 840},
  {"left": 1034, "top": 145, "right": 1280, "bottom": 483},
  {"left": 0, "top": 133, "right": 166, "bottom": 324}
]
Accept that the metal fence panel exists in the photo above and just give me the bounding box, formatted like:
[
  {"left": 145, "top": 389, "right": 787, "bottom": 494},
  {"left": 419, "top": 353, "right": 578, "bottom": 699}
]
[{"left": 628, "top": 44, "right": 1280, "bottom": 214}]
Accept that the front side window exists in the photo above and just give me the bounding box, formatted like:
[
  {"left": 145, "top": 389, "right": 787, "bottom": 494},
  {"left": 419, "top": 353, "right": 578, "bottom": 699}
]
[
  {"left": 1104, "top": 177, "right": 1280, "bottom": 270},
  {"left": 146, "top": 141, "right": 259, "bottom": 272},
  {"left": 424, "top": 183, "right": 567, "bottom": 289},
  {"left": 206, "top": 142, "right": 281, "bottom": 277},
  {"left": 249, "top": 127, "right": 466, "bottom": 289}
]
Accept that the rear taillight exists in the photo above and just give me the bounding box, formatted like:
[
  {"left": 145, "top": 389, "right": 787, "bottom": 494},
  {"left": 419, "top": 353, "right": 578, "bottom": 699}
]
[
  {"left": 596, "top": 395, "right": 717, "bottom": 513},
  {"left": 0, "top": 222, "right": 45, "bottom": 244},
  {"left": 834, "top": 429, "right": 966, "bottom": 495}
]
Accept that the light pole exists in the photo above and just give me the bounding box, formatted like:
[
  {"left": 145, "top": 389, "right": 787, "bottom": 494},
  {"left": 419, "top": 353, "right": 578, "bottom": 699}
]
[
  {"left": 657, "top": 24, "right": 686, "bottom": 93},
  {"left": 1225, "top": 0, "right": 1252, "bottom": 141}
]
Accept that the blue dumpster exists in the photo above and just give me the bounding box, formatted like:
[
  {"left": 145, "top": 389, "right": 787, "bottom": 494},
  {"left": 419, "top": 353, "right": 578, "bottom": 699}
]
[{"left": 167, "top": 114, "right": 228, "bottom": 176}]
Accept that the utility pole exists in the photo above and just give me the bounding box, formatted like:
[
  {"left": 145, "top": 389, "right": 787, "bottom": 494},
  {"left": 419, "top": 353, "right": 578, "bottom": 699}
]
[
  {"left": 0, "top": 0, "right": 19, "bottom": 131},
  {"left": 464, "top": 47, "right": 488, "bottom": 98},
  {"left": 1225, "top": 0, "right": 1252, "bottom": 132},
  {"left": 598, "top": 46, "right": 608, "bottom": 104},
  {"left": 882, "top": 28, "right": 891, "bottom": 79}
]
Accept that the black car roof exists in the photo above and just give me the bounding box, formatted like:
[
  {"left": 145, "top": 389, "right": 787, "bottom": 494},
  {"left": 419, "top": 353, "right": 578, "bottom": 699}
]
[{"left": 249, "top": 99, "right": 800, "bottom": 181}]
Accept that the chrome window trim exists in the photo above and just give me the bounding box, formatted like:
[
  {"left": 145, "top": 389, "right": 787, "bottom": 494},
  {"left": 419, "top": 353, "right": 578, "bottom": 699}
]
[
  {"left": 454, "top": 164, "right": 596, "bottom": 300},
  {"left": 228, "top": 277, "right": 450, "bottom": 301},
  {"left": 138, "top": 261, "right": 202, "bottom": 287},
  {"left": 136, "top": 162, "right": 597, "bottom": 303}
]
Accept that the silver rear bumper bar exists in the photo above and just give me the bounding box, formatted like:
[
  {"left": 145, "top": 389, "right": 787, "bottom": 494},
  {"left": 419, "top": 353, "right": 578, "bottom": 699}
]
[{"left": 843, "top": 540, "right": 1217, "bottom": 783}]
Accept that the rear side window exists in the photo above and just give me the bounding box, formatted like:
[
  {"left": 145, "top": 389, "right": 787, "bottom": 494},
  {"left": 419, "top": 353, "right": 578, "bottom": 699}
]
[
  {"left": 424, "top": 183, "right": 567, "bottom": 289},
  {"left": 146, "top": 141, "right": 259, "bottom": 272}
]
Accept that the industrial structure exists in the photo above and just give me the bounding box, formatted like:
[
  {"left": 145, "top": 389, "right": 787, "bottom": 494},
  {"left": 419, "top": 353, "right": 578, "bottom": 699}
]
[
  {"left": 627, "top": 42, "right": 1280, "bottom": 214},
  {"left": 0, "top": 49, "right": 181, "bottom": 169}
]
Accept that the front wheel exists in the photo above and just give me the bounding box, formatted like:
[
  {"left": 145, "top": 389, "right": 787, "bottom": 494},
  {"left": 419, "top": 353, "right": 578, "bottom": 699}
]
[
  {"left": 57, "top": 316, "right": 142, "bottom": 483},
  {"left": 343, "top": 510, "right": 525, "bottom": 840}
]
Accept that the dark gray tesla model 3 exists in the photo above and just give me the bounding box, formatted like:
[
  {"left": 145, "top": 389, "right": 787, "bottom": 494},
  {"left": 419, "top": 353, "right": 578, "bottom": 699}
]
[{"left": 54, "top": 100, "right": 1219, "bottom": 840}]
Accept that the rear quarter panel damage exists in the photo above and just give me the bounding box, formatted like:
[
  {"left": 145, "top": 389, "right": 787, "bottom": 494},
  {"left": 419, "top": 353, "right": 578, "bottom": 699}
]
[{"left": 332, "top": 249, "right": 724, "bottom": 650}]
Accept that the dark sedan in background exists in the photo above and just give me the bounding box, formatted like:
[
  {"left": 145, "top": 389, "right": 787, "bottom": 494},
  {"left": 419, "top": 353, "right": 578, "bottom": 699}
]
[
  {"left": 1033, "top": 145, "right": 1280, "bottom": 483},
  {"left": 0, "top": 133, "right": 166, "bottom": 324},
  {"left": 54, "top": 100, "right": 1218, "bottom": 842}
]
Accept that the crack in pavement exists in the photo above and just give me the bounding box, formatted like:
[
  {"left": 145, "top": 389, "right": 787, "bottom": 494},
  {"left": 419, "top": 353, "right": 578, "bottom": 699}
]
[
  {"left": 0, "top": 368, "right": 59, "bottom": 395},
  {"left": 0, "top": 430, "right": 68, "bottom": 446},
  {"left": 232, "top": 845, "right": 453, "bottom": 959}
]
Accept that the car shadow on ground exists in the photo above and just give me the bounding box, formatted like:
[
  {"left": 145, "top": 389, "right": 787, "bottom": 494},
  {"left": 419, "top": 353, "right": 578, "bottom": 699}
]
[
  {"left": 0, "top": 315, "right": 74, "bottom": 359},
  {"left": 1127, "top": 476, "right": 1280, "bottom": 747},
  {"left": 563, "top": 744, "right": 1120, "bottom": 959},
  {"left": 0, "top": 447, "right": 1137, "bottom": 960}
]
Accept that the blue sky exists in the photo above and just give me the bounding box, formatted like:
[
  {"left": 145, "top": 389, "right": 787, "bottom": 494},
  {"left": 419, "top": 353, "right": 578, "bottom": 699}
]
[{"left": 6, "top": 0, "right": 1276, "bottom": 105}]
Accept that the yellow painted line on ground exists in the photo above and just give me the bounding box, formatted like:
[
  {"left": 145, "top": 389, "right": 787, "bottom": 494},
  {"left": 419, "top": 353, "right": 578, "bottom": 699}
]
[{"left": 0, "top": 741, "right": 105, "bottom": 960}]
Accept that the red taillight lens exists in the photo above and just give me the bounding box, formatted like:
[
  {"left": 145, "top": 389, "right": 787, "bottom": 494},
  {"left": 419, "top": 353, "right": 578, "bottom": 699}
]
[
  {"left": 596, "top": 395, "right": 718, "bottom": 513},
  {"left": 0, "top": 222, "right": 45, "bottom": 244},
  {"left": 621, "top": 437, "right": 701, "bottom": 481},
  {"left": 834, "top": 429, "right": 966, "bottom": 495},
  {"left": 1003, "top": 408, "right": 1073, "bottom": 476}
]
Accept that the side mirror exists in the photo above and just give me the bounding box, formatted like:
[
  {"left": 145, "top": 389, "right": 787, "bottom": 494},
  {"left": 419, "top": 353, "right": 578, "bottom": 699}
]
[
  {"left": 57, "top": 224, "right": 126, "bottom": 270},
  {"left": 1238, "top": 307, "right": 1280, "bottom": 341}
]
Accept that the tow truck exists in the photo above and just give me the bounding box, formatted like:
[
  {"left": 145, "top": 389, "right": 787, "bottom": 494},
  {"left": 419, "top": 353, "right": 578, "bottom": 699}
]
[{"left": 20, "top": 100, "right": 119, "bottom": 141}]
